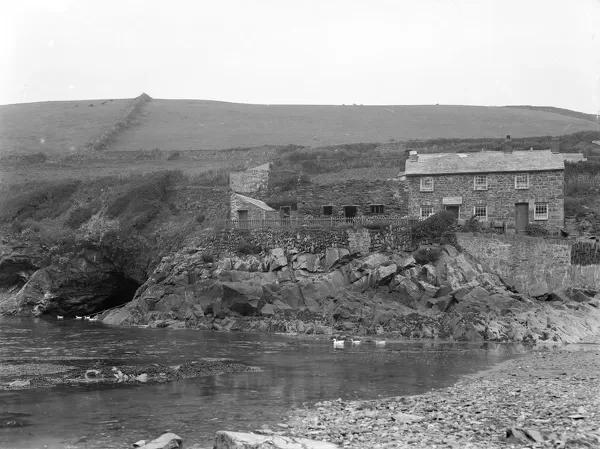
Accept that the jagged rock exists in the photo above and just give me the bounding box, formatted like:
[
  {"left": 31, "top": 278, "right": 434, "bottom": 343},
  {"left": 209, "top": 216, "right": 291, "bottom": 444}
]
[
  {"left": 428, "top": 294, "right": 454, "bottom": 312},
  {"left": 261, "top": 284, "right": 306, "bottom": 310},
  {"left": 392, "top": 412, "right": 425, "bottom": 423},
  {"left": 391, "top": 275, "right": 422, "bottom": 301},
  {"left": 293, "top": 253, "right": 320, "bottom": 272},
  {"left": 529, "top": 281, "right": 549, "bottom": 297},
  {"left": 422, "top": 264, "right": 438, "bottom": 285},
  {"left": 260, "top": 303, "right": 275, "bottom": 316},
  {"left": 325, "top": 248, "right": 350, "bottom": 271},
  {"left": 396, "top": 255, "right": 417, "bottom": 270},
  {"left": 572, "top": 289, "right": 594, "bottom": 303},
  {"left": 414, "top": 279, "right": 438, "bottom": 298},
  {"left": 361, "top": 253, "right": 390, "bottom": 270},
  {"left": 266, "top": 248, "right": 288, "bottom": 271},
  {"left": 214, "top": 282, "right": 262, "bottom": 316},
  {"left": 372, "top": 264, "right": 397, "bottom": 285},
  {"left": 214, "top": 431, "right": 339, "bottom": 448},
  {"left": 442, "top": 244, "right": 459, "bottom": 258},
  {"left": 138, "top": 432, "right": 182, "bottom": 449},
  {"left": 463, "top": 286, "right": 490, "bottom": 302}
]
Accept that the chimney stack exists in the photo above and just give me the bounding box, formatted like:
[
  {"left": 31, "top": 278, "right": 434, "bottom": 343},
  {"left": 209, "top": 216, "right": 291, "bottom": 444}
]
[
  {"left": 503, "top": 135, "right": 512, "bottom": 153},
  {"left": 408, "top": 150, "right": 418, "bottom": 162},
  {"left": 551, "top": 137, "right": 560, "bottom": 153}
]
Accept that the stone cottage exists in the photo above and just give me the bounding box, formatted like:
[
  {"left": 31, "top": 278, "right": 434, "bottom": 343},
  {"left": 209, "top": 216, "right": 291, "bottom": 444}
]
[
  {"left": 405, "top": 148, "right": 565, "bottom": 233},
  {"left": 297, "top": 167, "right": 407, "bottom": 218},
  {"left": 229, "top": 193, "right": 278, "bottom": 223}
]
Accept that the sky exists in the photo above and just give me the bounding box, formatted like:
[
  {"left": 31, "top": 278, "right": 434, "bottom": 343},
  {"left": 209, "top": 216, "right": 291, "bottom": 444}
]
[{"left": 2, "top": 0, "right": 600, "bottom": 113}]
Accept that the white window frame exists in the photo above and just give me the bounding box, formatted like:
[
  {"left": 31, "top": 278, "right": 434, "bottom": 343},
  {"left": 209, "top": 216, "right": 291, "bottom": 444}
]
[
  {"left": 473, "top": 205, "right": 487, "bottom": 220},
  {"left": 473, "top": 175, "right": 488, "bottom": 191},
  {"left": 534, "top": 203, "right": 548, "bottom": 220},
  {"left": 420, "top": 177, "right": 434, "bottom": 192},
  {"left": 514, "top": 173, "right": 529, "bottom": 190},
  {"left": 420, "top": 205, "right": 434, "bottom": 219}
]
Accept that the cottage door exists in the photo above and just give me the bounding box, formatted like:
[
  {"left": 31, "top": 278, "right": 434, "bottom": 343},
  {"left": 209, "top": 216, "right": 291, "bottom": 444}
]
[
  {"left": 238, "top": 210, "right": 249, "bottom": 229},
  {"left": 344, "top": 206, "right": 357, "bottom": 222},
  {"left": 515, "top": 203, "right": 528, "bottom": 234},
  {"left": 445, "top": 205, "right": 460, "bottom": 218}
]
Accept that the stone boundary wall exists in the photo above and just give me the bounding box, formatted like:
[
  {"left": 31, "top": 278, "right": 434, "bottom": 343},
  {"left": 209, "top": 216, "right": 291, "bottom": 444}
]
[
  {"left": 195, "top": 227, "right": 413, "bottom": 259},
  {"left": 457, "top": 233, "right": 600, "bottom": 293}
]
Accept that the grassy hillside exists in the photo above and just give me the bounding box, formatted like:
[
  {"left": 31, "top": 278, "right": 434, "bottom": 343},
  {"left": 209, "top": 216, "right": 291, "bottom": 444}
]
[
  {"left": 111, "top": 101, "right": 600, "bottom": 150},
  {"left": 0, "top": 99, "right": 132, "bottom": 155},
  {"left": 2, "top": 98, "right": 598, "bottom": 156}
]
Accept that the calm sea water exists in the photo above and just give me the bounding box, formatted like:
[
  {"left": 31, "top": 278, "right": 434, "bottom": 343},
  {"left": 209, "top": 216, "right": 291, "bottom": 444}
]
[{"left": 0, "top": 317, "right": 526, "bottom": 449}]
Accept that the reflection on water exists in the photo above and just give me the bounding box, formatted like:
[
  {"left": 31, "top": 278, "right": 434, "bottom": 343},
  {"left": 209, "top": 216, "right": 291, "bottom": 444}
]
[{"left": 0, "top": 317, "right": 527, "bottom": 449}]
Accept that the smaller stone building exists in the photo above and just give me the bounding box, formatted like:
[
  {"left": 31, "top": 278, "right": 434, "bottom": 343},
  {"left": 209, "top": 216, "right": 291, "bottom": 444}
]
[
  {"left": 297, "top": 167, "right": 407, "bottom": 218},
  {"left": 229, "top": 163, "right": 271, "bottom": 195},
  {"left": 230, "top": 193, "right": 278, "bottom": 222},
  {"left": 405, "top": 149, "right": 565, "bottom": 232}
]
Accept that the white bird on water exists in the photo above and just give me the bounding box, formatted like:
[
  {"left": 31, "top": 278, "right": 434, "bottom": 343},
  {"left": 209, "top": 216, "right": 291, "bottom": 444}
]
[
  {"left": 332, "top": 338, "right": 345, "bottom": 348},
  {"left": 351, "top": 338, "right": 361, "bottom": 345},
  {"left": 375, "top": 340, "right": 386, "bottom": 347},
  {"left": 56, "top": 315, "right": 64, "bottom": 320},
  {"left": 88, "top": 316, "right": 99, "bottom": 322},
  {"left": 75, "top": 315, "right": 83, "bottom": 320}
]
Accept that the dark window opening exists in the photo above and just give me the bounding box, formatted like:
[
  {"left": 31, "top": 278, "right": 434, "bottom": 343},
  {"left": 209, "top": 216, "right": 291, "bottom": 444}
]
[
  {"left": 323, "top": 205, "right": 333, "bottom": 216},
  {"left": 370, "top": 204, "right": 384, "bottom": 214},
  {"left": 344, "top": 206, "right": 358, "bottom": 219}
]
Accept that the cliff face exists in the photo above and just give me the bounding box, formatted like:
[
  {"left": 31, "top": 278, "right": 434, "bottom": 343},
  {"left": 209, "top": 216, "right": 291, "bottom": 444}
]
[
  {"left": 0, "top": 242, "right": 145, "bottom": 317},
  {"left": 103, "top": 244, "right": 600, "bottom": 344}
]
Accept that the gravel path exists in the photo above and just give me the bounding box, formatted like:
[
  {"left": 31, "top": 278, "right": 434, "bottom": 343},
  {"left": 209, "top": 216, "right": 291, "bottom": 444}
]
[{"left": 275, "top": 344, "right": 600, "bottom": 448}]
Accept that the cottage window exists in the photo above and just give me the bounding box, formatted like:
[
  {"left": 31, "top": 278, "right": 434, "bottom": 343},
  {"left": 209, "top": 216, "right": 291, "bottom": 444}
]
[
  {"left": 370, "top": 204, "right": 384, "bottom": 214},
  {"left": 473, "top": 205, "right": 487, "bottom": 220},
  {"left": 420, "top": 177, "right": 434, "bottom": 192},
  {"left": 534, "top": 203, "right": 548, "bottom": 220},
  {"left": 515, "top": 174, "right": 529, "bottom": 189},
  {"left": 323, "top": 205, "right": 333, "bottom": 216},
  {"left": 420, "top": 205, "right": 434, "bottom": 219},
  {"left": 474, "top": 175, "right": 488, "bottom": 190}
]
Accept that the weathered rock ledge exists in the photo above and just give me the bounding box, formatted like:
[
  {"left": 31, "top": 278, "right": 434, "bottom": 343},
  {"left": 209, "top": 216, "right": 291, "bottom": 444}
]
[
  {"left": 100, "top": 245, "right": 600, "bottom": 345},
  {"left": 0, "top": 359, "right": 259, "bottom": 391}
]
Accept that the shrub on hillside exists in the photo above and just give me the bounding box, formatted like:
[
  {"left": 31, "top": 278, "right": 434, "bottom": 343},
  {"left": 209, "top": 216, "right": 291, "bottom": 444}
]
[
  {"left": 413, "top": 247, "right": 443, "bottom": 264},
  {"left": 236, "top": 242, "right": 262, "bottom": 255},
  {"left": 201, "top": 252, "right": 215, "bottom": 263},
  {"left": 167, "top": 151, "right": 181, "bottom": 161},
  {"left": 525, "top": 223, "right": 550, "bottom": 237},
  {"left": 0, "top": 180, "right": 80, "bottom": 223},
  {"left": 460, "top": 215, "right": 482, "bottom": 232},
  {"left": 65, "top": 205, "right": 98, "bottom": 229},
  {"left": 411, "top": 211, "right": 457, "bottom": 246}
]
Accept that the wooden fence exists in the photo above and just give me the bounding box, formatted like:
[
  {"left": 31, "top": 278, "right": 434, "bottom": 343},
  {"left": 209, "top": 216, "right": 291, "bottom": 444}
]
[{"left": 220, "top": 216, "right": 421, "bottom": 230}]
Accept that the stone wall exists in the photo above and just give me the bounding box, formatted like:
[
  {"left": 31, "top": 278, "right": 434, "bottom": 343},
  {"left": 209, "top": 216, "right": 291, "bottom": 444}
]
[
  {"left": 407, "top": 170, "right": 564, "bottom": 230},
  {"left": 297, "top": 180, "right": 407, "bottom": 217},
  {"left": 457, "top": 233, "right": 600, "bottom": 293},
  {"left": 195, "top": 227, "right": 412, "bottom": 259},
  {"left": 170, "top": 186, "right": 229, "bottom": 221},
  {"left": 229, "top": 163, "right": 271, "bottom": 194}
]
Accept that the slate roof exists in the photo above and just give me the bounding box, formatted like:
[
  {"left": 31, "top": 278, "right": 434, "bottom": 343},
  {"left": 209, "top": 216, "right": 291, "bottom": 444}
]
[
  {"left": 404, "top": 150, "right": 564, "bottom": 176},
  {"left": 234, "top": 193, "right": 275, "bottom": 211}
]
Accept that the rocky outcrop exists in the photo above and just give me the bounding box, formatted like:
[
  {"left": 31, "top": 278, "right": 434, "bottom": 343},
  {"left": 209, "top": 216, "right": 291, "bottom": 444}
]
[
  {"left": 0, "top": 245, "right": 143, "bottom": 317},
  {"left": 214, "top": 431, "right": 339, "bottom": 449},
  {"left": 103, "top": 244, "right": 600, "bottom": 344}
]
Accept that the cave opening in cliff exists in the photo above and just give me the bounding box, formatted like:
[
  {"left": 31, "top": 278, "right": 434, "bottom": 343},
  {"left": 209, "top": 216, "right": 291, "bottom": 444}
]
[{"left": 102, "top": 273, "right": 141, "bottom": 311}]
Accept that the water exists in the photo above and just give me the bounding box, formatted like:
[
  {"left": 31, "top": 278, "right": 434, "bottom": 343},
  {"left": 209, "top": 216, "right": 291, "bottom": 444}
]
[{"left": 0, "top": 317, "right": 527, "bottom": 448}]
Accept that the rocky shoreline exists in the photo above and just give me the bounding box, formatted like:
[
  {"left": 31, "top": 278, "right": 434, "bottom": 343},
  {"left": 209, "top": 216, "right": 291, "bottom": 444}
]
[{"left": 250, "top": 341, "right": 600, "bottom": 449}]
